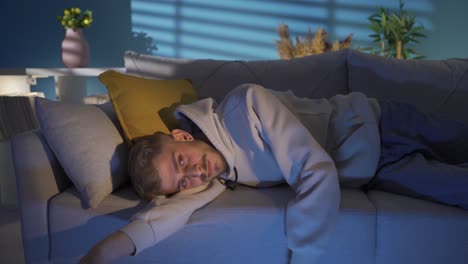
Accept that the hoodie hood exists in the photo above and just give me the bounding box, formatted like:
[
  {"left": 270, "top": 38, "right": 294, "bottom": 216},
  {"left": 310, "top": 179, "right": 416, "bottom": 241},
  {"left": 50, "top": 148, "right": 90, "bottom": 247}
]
[{"left": 174, "top": 98, "right": 236, "bottom": 181}]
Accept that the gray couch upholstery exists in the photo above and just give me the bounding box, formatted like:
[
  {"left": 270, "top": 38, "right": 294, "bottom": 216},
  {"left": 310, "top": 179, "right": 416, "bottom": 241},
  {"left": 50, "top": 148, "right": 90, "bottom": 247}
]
[{"left": 13, "top": 49, "right": 468, "bottom": 264}]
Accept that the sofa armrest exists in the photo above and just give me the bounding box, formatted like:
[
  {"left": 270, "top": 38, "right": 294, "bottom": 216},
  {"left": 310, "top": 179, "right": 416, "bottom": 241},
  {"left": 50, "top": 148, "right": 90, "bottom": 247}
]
[{"left": 12, "top": 130, "right": 71, "bottom": 264}]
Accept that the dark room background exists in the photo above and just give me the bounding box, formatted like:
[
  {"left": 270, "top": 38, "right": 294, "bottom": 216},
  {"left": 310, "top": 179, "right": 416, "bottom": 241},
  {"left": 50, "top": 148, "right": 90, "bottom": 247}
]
[{"left": 1, "top": 0, "right": 467, "bottom": 98}]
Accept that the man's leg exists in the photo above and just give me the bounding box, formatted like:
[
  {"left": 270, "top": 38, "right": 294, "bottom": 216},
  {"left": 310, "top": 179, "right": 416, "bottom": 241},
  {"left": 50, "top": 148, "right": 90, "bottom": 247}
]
[
  {"left": 366, "top": 100, "right": 468, "bottom": 209},
  {"left": 377, "top": 100, "right": 468, "bottom": 166},
  {"left": 372, "top": 152, "right": 468, "bottom": 209}
]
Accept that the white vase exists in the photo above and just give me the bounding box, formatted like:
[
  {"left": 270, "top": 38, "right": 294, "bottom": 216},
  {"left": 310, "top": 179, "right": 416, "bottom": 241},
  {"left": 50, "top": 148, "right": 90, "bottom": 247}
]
[{"left": 61, "top": 28, "right": 90, "bottom": 68}]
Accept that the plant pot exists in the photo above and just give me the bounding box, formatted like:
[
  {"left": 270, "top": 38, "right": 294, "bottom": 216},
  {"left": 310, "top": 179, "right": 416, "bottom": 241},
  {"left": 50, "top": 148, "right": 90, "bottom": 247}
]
[{"left": 61, "top": 28, "right": 90, "bottom": 68}]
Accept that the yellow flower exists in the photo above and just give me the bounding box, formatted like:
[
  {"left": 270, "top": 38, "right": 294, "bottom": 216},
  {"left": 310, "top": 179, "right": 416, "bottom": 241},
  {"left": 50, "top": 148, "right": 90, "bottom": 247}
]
[{"left": 58, "top": 7, "right": 92, "bottom": 29}]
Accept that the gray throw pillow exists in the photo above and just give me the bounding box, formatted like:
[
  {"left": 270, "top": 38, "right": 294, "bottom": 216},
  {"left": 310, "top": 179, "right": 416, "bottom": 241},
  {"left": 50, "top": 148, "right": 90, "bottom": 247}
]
[{"left": 35, "top": 97, "right": 128, "bottom": 208}]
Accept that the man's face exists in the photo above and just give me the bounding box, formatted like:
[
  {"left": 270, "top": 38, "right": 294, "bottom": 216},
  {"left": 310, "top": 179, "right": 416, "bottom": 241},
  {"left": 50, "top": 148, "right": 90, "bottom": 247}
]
[{"left": 153, "top": 131, "right": 228, "bottom": 195}]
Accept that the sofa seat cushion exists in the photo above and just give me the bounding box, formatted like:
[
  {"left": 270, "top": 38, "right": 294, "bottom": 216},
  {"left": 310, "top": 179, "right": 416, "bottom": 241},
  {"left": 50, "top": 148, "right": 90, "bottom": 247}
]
[
  {"left": 136, "top": 187, "right": 376, "bottom": 264},
  {"left": 49, "top": 185, "right": 376, "bottom": 263},
  {"left": 321, "top": 188, "right": 376, "bottom": 264},
  {"left": 48, "top": 186, "right": 145, "bottom": 262},
  {"left": 135, "top": 185, "right": 294, "bottom": 264},
  {"left": 47, "top": 186, "right": 375, "bottom": 264},
  {"left": 368, "top": 190, "right": 468, "bottom": 264}
]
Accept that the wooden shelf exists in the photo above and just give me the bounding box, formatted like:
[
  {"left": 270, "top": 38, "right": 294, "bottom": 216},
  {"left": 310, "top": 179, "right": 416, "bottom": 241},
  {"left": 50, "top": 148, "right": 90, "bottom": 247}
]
[{"left": 0, "top": 67, "right": 125, "bottom": 103}]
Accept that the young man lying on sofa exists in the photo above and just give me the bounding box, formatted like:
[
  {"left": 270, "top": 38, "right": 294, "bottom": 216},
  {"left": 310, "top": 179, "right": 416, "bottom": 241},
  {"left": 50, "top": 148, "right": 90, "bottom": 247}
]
[{"left": 81, "top": 84, "right": 468, "bottom": 264}]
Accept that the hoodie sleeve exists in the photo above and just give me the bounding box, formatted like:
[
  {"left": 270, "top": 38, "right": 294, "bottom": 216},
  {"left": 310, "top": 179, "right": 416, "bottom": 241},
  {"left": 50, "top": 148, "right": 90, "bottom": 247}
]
[
  {"left": 244, "top": 84, "right": 340, "bottom": 264},
  {"left": 121, "top": 179, "right": 226, "bottom": 254}
]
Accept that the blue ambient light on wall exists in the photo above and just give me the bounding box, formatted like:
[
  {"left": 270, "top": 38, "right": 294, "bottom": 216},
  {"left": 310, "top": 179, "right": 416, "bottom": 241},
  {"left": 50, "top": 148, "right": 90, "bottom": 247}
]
[
  {"left": 130, "top": 0, "right": 432, "bottom": 60},
  {"left": 335, "top": 0, "right": 433, "bottom": 12}
]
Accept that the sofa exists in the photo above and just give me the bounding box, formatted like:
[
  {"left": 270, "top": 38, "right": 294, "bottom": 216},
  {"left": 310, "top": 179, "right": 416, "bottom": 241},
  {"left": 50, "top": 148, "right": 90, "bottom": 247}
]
[{"left": 12, "top": 49, "right": 468, "bottom": 264}]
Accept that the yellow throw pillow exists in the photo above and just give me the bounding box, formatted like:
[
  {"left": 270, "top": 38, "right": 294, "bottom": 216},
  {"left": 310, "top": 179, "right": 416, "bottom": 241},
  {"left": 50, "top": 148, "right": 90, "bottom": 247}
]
[{"left": 99, "top": 70, "right": 197, "bottom": 145}]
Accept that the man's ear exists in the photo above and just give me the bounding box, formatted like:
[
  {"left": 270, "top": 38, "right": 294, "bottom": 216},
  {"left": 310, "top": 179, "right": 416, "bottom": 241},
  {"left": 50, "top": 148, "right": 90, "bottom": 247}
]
[{"left": 170, "top": 129, "right": 194, "bottom": 142}]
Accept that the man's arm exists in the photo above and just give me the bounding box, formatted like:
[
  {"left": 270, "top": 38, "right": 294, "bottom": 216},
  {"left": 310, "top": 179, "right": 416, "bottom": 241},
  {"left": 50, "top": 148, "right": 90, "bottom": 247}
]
[
  {"left": 80, "top": 231, "right": 135, "bottom": 264},
  {"left": 244, "top": 85, "right": 340, "bottom": 263}
]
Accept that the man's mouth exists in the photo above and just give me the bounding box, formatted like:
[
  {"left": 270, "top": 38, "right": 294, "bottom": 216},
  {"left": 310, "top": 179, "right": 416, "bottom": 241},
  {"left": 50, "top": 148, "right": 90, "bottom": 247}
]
[
  {"left": 201, "top": 154, "right": 210, "bottom": 182},
  {"left": 206, "top": 160, "right": 212, "bottom": 180}
]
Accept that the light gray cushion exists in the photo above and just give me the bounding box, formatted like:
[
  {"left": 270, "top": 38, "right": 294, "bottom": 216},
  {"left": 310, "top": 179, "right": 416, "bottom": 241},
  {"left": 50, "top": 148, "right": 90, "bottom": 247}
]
[
  {"left": 35, "top": 98, "right": 128, "bottom": 208},
  {"left": 124, "top": 49, "right": 349, "bottom": 102},
  {"left": 48, "top": 185, "right": 376, "bottom": 264},
  {"left": 368, "top": 191, "right": 468, "bottom": 264},
  {"left": 49, "top": 186, "right": 144, "bottom": 263},
  {"left": 321, "top": 188, "right": 376, "bottom": 264}
]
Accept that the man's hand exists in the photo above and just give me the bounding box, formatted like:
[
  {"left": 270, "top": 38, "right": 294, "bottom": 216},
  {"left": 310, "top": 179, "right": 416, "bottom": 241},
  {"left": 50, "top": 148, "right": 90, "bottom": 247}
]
[{"left": 80, "top": 230, "right": 136, "bottom": 264}]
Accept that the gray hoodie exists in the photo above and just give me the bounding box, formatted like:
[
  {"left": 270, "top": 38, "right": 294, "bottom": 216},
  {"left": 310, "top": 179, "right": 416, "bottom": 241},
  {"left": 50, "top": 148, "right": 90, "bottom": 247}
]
[{"left": 122, "top": 84, "right": 381, "bottom": 263}]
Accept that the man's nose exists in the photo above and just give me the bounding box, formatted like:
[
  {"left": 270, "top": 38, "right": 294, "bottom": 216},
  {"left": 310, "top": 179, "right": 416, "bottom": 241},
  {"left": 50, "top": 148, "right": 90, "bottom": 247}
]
[
  {"left": 185, "top": 164, "right": 203, "bottom": 178},
  {"left": 181, "top": 167, "right": 202, "bottom": 188}
]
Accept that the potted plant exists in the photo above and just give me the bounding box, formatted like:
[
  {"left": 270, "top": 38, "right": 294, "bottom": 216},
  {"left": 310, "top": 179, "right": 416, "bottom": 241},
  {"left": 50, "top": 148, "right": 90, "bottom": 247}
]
[
  {"left": 367, "top": 0, "right": 426, "bottom": 59},
  {"left": 57, "top": 7, "right": 93, "bottom": 67}
]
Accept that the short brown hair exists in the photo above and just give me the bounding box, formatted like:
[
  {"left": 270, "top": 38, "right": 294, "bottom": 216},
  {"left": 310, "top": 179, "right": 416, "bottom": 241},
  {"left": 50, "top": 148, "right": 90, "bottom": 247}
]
[{"left": 128, "top": 132, "right": 171, "bottom": 200}]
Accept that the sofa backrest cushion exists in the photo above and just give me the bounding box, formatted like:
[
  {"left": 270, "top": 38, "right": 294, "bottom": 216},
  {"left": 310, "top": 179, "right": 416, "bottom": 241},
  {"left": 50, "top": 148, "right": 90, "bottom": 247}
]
[
  {"left": 124, "top": 49, "right": 349, "bottom": 102},
  {"left": 348, "top": 50, "right": 468, "bottom": 124}
]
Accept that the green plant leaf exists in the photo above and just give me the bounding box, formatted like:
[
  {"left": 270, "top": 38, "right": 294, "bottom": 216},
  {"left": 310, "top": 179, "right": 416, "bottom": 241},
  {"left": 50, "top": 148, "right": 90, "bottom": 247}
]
[
  {"left": 412, "top": 25, "right": 425, "bottom": 32},
  {"left": 365, "top": 0, "right": 426, "bottom": 59},
  {"left": 404, "top": 50, "right": 411, "bottom": 58},
  {"left": 403, "top": 36, "right": 412, "bottom": 43},
  {"left": 369, "top": 23, "right": 380, "bottom": 30},
  {"left": 390, "top": 13, "right": 401, "bottom": 24},
  {"left": 408, "top": 14, "right": 415, "bottom": 26},
  {"left": 411, "top": 32, "right": 426, "bottom": 38},
  {"left": 369, "top": 14, "right": 381, "bottom": 21}
]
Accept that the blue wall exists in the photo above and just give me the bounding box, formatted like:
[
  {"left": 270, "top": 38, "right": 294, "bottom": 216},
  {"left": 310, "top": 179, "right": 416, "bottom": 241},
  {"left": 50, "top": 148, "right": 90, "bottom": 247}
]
[{"left": 1, "top": 0, "right": 467, "bottom": 98}]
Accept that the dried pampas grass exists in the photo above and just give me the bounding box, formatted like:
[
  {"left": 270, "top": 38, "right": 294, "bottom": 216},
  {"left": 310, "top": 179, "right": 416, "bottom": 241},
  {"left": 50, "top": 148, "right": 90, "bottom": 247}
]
[{"left": 275, "top": 23, "right": 353, "bottom": 59}]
